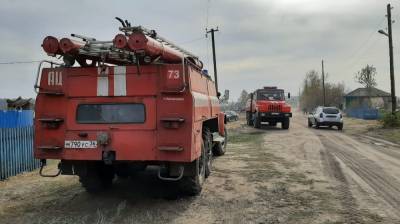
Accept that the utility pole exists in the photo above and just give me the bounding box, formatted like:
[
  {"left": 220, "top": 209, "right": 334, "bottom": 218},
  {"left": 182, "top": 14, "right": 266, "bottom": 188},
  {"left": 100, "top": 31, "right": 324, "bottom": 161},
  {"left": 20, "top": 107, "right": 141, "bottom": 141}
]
[
  {"left": 387, "top": 4, "right": 397, "bottom": 114},
  {"left": 322, "top": 60, "right": 326, "bottom": 106},
  {"left": 206, "top": 27, "right": 219, "bottom": 94}
]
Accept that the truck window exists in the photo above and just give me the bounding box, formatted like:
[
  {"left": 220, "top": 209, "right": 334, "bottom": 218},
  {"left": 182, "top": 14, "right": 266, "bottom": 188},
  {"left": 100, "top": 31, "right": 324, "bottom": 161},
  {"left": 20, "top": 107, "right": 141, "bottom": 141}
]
[
  {"left": 76, "top": 103, "right": 146, "bottom": 124},
  {"left": 257, "top": 91, "right": 284, "bottom": 101}
]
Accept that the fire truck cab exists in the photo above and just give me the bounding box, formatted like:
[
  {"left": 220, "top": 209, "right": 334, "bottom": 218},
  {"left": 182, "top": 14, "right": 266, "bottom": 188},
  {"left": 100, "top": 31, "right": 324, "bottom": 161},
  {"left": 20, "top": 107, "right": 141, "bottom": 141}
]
[
  {"left": 245, "top": 86, "right": 292, "bottom": 129},
  {"left": 34, "top": 23, "right": 227, "bottom": 196}
]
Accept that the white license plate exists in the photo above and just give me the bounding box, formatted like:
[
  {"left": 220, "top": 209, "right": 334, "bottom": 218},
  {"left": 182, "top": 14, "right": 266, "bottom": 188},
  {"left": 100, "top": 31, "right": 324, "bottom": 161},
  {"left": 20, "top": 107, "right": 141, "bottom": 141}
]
[{"left": 64, "top": 140, "right": 97, "bottom": 149}]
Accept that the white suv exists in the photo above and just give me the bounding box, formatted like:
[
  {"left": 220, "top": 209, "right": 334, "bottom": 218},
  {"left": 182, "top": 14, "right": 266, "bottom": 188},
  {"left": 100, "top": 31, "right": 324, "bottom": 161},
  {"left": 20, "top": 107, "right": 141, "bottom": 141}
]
[{"left": 308, "top": 106, "right": 343, "bottom": 130}]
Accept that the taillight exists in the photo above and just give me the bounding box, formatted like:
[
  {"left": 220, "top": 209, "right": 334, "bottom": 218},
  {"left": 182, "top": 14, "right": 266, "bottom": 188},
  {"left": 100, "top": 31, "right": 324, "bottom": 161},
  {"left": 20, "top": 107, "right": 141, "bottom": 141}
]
[{"left": 319, "top": 113, "right": 323, "bottom": 118}]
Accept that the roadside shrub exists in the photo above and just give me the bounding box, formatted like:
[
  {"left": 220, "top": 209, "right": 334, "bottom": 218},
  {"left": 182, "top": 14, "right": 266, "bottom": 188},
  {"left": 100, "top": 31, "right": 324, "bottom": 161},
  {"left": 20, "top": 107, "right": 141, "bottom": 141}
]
[{"left": 380, "top": 111, "right": 400, "bottom": 128}]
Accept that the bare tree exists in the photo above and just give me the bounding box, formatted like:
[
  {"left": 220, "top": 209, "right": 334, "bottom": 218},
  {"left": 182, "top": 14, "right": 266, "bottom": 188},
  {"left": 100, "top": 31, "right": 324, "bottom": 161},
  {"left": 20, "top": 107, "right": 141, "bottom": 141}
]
[
  {"left": 355, "top": 64, "right": 377, "bottom": 89},
  {"left": 237, "top": 90, "right": 249, "bottom": 111},
  {"left": 300, "top": 70, "right": 345, "bottom": 112}
]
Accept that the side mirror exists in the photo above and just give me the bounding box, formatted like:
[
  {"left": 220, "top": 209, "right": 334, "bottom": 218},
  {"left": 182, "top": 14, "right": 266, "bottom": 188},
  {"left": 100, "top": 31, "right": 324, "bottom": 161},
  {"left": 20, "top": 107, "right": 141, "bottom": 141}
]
[
  {"left": 287, "top": 92, "right": 291, "bottom": 99},
  {"left": 223, "top": 90, "right": 229, "bottom": 101}
]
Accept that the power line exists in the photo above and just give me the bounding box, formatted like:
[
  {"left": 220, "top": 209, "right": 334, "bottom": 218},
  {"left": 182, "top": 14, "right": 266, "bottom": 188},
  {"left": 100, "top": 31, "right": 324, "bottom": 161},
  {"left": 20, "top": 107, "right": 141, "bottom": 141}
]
[
  {"left": 342, "top": 16, "right": 386, "bottom": 71},
  {"left": 0, "top": 60, "right": 42, "bottom": 65},
  {"left": 205, "top": 0, "right": 211, "bottom": 69},
  {"left": 179, "top": 36, "right": 206, "bottom": 45},
  {"left": 345, "top": 36, "right": 381, "bottom": 70},
  {"left": 346, "top": 16, "right": 386, "bottom": 61}
]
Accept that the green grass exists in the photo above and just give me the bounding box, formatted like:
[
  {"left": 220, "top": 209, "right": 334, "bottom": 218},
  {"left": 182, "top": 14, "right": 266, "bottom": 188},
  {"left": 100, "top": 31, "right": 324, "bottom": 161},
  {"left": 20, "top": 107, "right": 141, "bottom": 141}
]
[{"left": 228, "top": 130, "right": 264, "bottom": 144}]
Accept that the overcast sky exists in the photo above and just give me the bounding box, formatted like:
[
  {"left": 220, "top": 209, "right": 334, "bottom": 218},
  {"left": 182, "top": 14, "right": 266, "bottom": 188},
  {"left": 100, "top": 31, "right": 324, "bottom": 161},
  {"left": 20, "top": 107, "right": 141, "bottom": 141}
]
[{"left": 1, "top": 0, "right": 400, "bottom": 100}]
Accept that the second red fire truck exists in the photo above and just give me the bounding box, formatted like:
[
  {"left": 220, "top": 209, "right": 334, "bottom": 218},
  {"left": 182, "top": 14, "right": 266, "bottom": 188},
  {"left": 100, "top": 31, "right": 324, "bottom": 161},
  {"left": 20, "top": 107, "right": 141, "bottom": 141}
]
[{"left": 245, "top": 87, "right": 292, "bottom": 129}]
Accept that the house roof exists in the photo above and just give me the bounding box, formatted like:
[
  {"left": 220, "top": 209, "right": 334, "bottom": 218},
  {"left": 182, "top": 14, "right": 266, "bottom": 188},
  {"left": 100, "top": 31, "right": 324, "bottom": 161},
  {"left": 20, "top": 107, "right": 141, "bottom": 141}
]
[
  {"left": 345, "top": 87, "right": 391, "bottom": 97},
  {"left": 6, "top": 97, "right": 33, "bottom": 108}
]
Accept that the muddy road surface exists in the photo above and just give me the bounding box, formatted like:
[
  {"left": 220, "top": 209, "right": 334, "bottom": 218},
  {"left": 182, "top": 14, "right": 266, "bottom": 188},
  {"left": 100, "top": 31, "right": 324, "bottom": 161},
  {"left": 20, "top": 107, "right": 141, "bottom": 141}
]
[{"left": 0, "top": 114, "right": 399, "bottom": 224}]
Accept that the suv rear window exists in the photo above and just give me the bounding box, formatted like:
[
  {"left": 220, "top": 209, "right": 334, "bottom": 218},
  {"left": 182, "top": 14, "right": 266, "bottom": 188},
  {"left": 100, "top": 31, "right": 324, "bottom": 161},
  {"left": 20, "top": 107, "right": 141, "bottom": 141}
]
[
  {"left": 76, "top": 103, "right": 145, "bottom": 124},
  {"left": 323, "top": 108, "right": 339, "bottom": 114}
]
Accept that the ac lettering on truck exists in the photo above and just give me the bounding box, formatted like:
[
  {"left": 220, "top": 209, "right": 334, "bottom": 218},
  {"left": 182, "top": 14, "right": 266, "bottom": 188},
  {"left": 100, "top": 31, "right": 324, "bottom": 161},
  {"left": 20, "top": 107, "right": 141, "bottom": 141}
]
[{"left": 48, "top": 71, "right": 62, "bottom": 86}]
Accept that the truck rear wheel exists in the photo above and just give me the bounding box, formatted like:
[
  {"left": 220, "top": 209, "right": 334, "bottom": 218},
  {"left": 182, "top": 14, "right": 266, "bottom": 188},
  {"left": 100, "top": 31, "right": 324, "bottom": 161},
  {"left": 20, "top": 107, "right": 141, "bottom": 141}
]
[
  {"left": 213, "top": 128, "right": 227, "bottom": 156},
  {"left": 253, "top": 114, "right": 261, "bottom": 129},
  {"left": 282, "top": 118, "right": 290, "bottom": 129},
  {"left": 203, "top": 128, "right": 212, "bottom": 178},
  {"left": 246, "top": 112, "right": 253, "bottom": 126},
  {"left": 179, "top": 142, "right": 206, "bottom": 196},
  {"left": 79, "top": 163, "right": 115, "bottom": 193}
]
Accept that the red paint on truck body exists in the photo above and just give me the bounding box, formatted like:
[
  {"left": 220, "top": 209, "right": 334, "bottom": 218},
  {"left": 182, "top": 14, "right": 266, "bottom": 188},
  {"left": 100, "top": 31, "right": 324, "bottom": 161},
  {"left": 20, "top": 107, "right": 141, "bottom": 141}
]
[{"left": 34, "top": 63, "right": 221, "bottom": 163}]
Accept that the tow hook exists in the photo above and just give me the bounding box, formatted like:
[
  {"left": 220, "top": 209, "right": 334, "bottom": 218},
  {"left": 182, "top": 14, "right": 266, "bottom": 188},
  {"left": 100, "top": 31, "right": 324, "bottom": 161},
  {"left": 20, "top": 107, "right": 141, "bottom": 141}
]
[
  {"left": 157, "top": 165, "right": 184, "bottom": 181},
  {"left": 39, "top": 159, "right": 61, "bottom": 177},
  {"left": 102, "top": 151, "right": 115, "bottom": 165}
]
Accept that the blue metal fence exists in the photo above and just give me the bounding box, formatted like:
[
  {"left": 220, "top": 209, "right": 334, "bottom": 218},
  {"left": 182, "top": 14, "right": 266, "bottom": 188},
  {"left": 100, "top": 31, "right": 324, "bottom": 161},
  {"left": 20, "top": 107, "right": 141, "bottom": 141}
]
[
  {"left": 0, "top": 126, "right": 40, "bottom": 180},
  {"left": 346, "top": 108, "right": 380, "bottom": 120},
  {"left": 0, "top": 110, "right": 34, "bottom": 128}
]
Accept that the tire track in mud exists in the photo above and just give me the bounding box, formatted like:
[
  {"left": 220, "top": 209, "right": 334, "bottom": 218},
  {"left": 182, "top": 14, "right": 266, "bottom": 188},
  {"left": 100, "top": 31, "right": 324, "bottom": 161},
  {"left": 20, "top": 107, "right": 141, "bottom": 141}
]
[
  {"left": 319, "top": 144, "right": 363, "bottom": 224},
  {"left": 354, "top": 135, "right": 400, "bottom": 161},
  {"left": 319, "top": 133, "right": 400, "bottom": 221},
  {"left": 337, "top": 133, "right": 400, "bottom": 163}
]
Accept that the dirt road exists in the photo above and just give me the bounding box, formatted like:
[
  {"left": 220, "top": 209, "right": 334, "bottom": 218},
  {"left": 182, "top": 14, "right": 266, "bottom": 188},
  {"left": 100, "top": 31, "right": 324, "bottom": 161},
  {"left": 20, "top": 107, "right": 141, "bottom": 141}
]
[{"left": 0, "top": 114, "right": 399, "bottom": 224}]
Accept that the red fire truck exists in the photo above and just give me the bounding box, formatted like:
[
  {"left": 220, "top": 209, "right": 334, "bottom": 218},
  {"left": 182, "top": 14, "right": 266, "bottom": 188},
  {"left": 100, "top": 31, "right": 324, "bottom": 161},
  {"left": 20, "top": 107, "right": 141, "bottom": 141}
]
[
  {"left": 245, "top": 87, "right": 292, "bottom": 129},
  {"left": 34, "top": 19, "right": 227, "bottom": 195}
]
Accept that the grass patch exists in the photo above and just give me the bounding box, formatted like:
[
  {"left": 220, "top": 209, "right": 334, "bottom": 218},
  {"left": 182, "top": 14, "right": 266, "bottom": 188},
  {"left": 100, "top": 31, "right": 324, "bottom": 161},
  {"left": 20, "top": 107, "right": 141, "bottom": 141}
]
[
  {"left": 370, "top": 127, "right": 400, "bottom": 144},
  {"left": 286, "top": 172, "right": 314, "bottom": 186},
  {"left": 254, "top": 183, "right": 339, "bottom": 223},
  {"left": 228, "top": 130, "right": 264, "bottom": 144},
  {"left": 380, "top": 111, "right": 400, "bottom": 128}
]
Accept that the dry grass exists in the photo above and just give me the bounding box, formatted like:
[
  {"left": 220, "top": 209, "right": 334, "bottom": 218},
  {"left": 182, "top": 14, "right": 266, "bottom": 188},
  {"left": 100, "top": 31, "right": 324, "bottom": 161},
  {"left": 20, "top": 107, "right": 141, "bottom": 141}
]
[{"left": 344, "top": 117, "right": 400, "bottom": 144}]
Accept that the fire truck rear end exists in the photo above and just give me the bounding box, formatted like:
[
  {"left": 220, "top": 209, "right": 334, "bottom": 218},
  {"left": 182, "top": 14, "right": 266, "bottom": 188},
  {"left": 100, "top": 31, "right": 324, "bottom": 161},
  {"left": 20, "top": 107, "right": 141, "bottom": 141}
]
[{"left": 34, "top": 19, "right": 227, "bottom": 195}]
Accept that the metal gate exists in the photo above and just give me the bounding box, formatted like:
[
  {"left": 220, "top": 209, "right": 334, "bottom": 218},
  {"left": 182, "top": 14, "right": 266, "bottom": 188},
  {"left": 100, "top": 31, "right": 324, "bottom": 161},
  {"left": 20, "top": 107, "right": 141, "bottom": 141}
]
[{"left": 0, "top": 126, "right": 40, "bottom": 180}]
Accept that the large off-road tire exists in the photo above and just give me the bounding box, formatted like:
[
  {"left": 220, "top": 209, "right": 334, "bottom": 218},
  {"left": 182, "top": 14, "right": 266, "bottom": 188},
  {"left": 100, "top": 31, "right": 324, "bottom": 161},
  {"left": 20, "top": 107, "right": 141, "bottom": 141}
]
[
  {"left": 203, "top": 128, "right": 212, "bottom": 178},
  {"left": 179, "top": 143, "right": 206, "bottom": 196},
  {"left": 246, "top": 112, "right": 253, "bottom": 126},
  {"left": 282, "top": 118, "right": 290, "bottom": 129},
  {"left": 213, "top": 127, "right": 227, "bottom": 156},
  {"left": 79, "top": 163, "right": 115, "bottom": 193},
  {"left": 253, "top": 114, "right": 261, "bottom": 129}
]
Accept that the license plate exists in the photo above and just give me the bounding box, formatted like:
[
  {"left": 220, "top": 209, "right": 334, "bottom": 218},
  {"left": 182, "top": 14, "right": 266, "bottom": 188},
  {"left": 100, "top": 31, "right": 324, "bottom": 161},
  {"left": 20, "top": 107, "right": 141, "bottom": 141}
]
[{"left": 64, "top": 140, "right": 97, "bottom": 149}]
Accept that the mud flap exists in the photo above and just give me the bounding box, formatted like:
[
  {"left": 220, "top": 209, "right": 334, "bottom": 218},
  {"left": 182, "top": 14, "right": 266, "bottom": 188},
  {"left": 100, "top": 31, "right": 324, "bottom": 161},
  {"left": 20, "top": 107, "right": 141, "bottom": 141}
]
[{"left": 218, "top": 112, "right": 225, "bottom": 136}]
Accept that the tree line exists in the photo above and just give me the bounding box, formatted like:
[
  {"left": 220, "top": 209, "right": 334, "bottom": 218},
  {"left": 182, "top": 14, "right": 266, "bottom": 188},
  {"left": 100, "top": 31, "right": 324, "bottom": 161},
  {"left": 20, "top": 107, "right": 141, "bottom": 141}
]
[
  {"left": 300, "top": 64, "right": 378, "bottom": 113},
  {"left": 300, "top": 70, "right": 345, "bottom": 113},
  {"left": 223, "top": 64, "right": 378, "bottom": 113}
]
